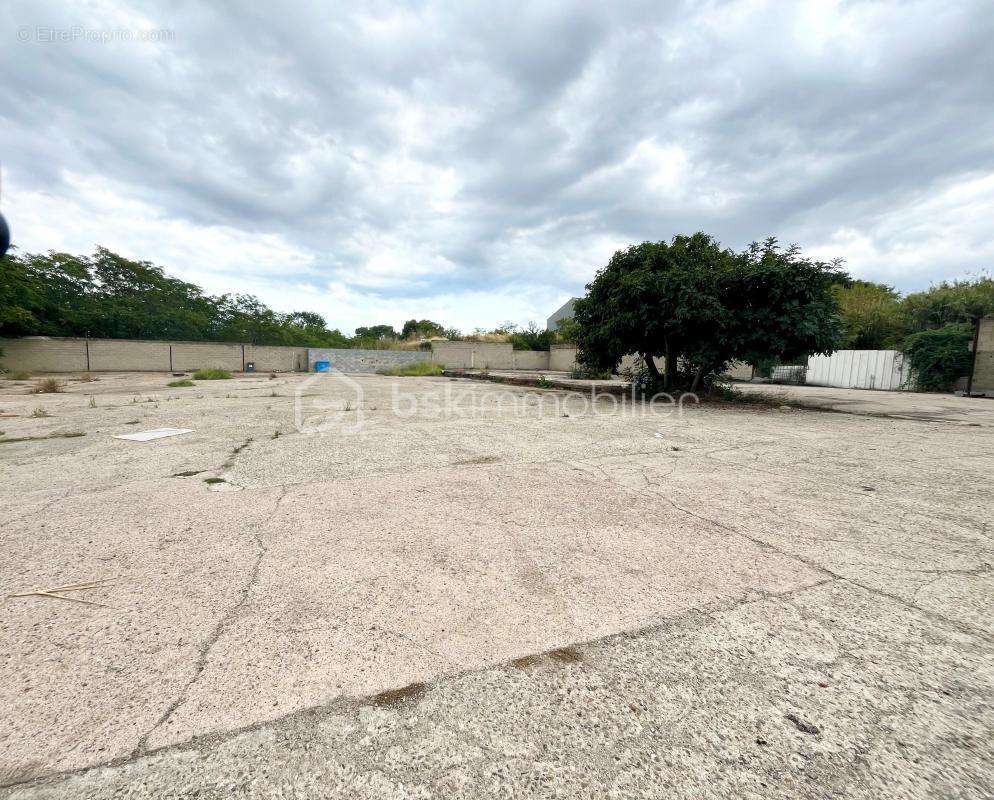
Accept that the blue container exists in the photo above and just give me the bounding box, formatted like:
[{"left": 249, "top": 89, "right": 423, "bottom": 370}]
[{"left": 314, "top": 360, "right": 330, "bottom": 372}]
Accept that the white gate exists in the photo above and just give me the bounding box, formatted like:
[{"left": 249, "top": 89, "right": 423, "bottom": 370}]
[{"left": 806, "top": 350, "right": 911, "bottom": 391}]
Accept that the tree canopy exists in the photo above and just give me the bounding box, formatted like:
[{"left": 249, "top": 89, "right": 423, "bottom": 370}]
[
  {"left": 0, "top": 247, "right": 351, "bottom": 347},
  {"left": 400, "top": 319, "right": 446, "bottom": 339},
  {"left": 573, "top": 234, "right": 845, "bottom": 390}
]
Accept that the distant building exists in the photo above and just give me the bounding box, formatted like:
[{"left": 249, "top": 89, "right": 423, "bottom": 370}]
[{"left": 547, "top": 297, "right": 581, "bottom": 331}]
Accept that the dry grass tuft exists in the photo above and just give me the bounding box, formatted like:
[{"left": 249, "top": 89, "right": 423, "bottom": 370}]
[{"left": 33, "top": 378, "right": 64, "bottom": 394}]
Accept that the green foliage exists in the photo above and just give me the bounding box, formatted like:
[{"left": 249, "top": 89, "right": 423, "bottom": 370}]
[
  {"left": 900, "top": 276, "right": 994, "bottom": 331},
  {"left": 573, "top": 234, "right": 845, "bottom": 391},
  {"left": 376, "top": 361, "right": 444, "bottom": 376},
  {"left": 901, "top": 323, "right": 973, "bottom": 392},
  {"left": 554, "top": 316, "right": 581, "bottom": 344},
  {"left": 401, "top": 319, "right": 446, "bottom": 339},
  {"left": 354, "top": 324, "right": 397, "bottom": 340},
  {"left": 167, "top": 379, "right": 195, "bottom": 387},
  {"left": 192, "top": 368, "right": 232, "bottom": 380},
  {"left": 507, "top": 322, "right": 555, "bottom": 351},
  {"left": 535, "top": 374, "right": 553, "bottom": 388},
  {"left": 831, "top": 280, "right": 903, "bottom": 349},
  {"left": 0, "top": 248, "right": 351, "bottom": 347}
]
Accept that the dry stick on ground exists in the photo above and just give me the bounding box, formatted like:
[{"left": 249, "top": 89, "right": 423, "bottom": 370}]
[{"left": 7, "top": 577, "right": 120, "bottom": 607}]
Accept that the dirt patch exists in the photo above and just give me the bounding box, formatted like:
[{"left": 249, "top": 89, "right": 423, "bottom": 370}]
[
  {"left": 453, "top": 455, "right": 501, "bottom": 465},
  {"left": 371, "top": 682, "right": 427, "bottom": 707},
  {"left": 547, "top": 646, "right": 583, "bottom": 664}
]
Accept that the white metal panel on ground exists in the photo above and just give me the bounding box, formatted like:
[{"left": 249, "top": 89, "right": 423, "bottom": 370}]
[{"left": 806, "top": 350, "right": 911, "bottom": 390}]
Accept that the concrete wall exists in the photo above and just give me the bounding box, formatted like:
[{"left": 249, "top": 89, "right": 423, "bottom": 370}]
[
  {"left": 511, "top": 350, "right": 550, "bottom": 370},
  {"left": 0, "top": 336, "right": 308, "bottom": 373},
  {"left": 972, "top": 316, "right": 994, "bottom": 393},
  {"left": 245, "top": 345, "right": 308, "bottom": 372},
  {"left": 550, "top": 345, "right": 577, "bottom": 372},
  {"left": 431, "top": 342, "right": 515, "bottom": 369},
  {"left": 0, "top": 337, "right": 89, "bottom": 372},
  {"left": 308, "top": 348, "right": 430, "bottom": 373}
]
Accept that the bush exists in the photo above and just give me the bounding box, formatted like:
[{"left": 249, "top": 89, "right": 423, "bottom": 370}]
[
  {"left": 192, "top": 368, "right": 232, "bottom": 380},
  {"left": 901, "top": 323, "right": 974, "bottom": 392},
  {"left": 168, "top": 379, "right": 195, "bottom": 387},
  {"left": 376, "top": 361, "right": 444, "bottom": 377},
  {"left": 32, "top": 377, "right": 63, "bottom": 393}
]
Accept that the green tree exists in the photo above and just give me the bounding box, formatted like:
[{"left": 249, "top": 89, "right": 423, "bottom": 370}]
[
  {"left": 573, "top": 234, "right": 845, "bottom": 391},
  {"left": 0, "top": 247, "right": 354, "bottom": 349},
  {"left": 901, "top": 323, "right": 974, "bottom": 391},
  {"left": 900, "top": 276, "right": 994, "bottom": 331},
  {"left": 354, "top": 324, "right": 397, "bottom": 340},
  {"left": 831, "top": 280, "right": 904, "bottom": 349},
  {"left": 400, "top": 319, "right": 445, "bottom": 339},
  {"left": 507, "top": 321, "right": 555, "bottom": 351}
]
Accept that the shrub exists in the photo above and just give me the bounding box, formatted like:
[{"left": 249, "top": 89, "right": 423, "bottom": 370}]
[
  {"left": 376, "top": 361, "right": 444, "bottom": 377},
  {"left": 901, "top": 323, "right": 973, "bottom": 392},
  {"left": 192, "top": 368, "right": 232, "bottom": 380},
  {"left": 33, "top": 377, "right": 63, "bottom": 393},
  {"left": 168, "top": 379, "right": 195, "bottom": 387}
]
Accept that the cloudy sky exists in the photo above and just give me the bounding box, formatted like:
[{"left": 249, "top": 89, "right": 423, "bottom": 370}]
[{"left": 2, "top": 1, "right": 993, "bottom": 334}]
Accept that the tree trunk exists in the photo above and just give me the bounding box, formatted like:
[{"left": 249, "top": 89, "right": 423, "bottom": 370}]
[
  {"left": 643, "top": 352, "right": 661, "bottom": 379},
  {"left": 690, "top": 365, "right": 704, "bottom": 393},
  {"left": 664, "top": 342, "right": 677, "bottom": 390}
]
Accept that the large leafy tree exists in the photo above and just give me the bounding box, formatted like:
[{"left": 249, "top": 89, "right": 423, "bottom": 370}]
[
  {"left": 573, "top": 234, "right": 845, "bottom": 390},
  {"left": 401, "top": 319, "right": 445, "bottom": 339}
]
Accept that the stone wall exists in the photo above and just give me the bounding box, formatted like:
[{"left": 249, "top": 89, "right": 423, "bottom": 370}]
[{"left": 307, "top": 348, "right": 430, "bottom": 373}]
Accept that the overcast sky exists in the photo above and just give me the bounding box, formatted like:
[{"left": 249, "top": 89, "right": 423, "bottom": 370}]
[{"left": 2, "top": 1, "right": 993, "bottom": 334}]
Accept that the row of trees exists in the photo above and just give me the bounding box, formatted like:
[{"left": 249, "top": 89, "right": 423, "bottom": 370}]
[
  {"left": 832, "top": 278, "right": 994, "bottom": 349},
  {"left": 0, "top": 246, "right": 568, "bottom": 351},
  {"left": 0, "top": 248, "right": 473, "bottom": 349},
  {"left": 0, "top": 248, "right": 353, "bottom": 347},
  {"left": 571, "top": 234, "right": 990, "bottom": 392}
]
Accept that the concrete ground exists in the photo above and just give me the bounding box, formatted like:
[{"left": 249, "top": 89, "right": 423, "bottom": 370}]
[{"left": 0, "top": 371, "right": 991, "bottom": 798}]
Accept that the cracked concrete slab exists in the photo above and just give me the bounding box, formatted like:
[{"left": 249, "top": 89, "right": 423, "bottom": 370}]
[
  {"left": 5, "top": 580, "right": 992, "bottom": 799},
  {"left": 1, "top": 372, "right": 992, "bottom": 796}
]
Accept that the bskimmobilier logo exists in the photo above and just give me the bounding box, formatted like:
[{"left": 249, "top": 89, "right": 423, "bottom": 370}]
[{"left": 293, "top": 370, "right": 366, "bottom": 435}]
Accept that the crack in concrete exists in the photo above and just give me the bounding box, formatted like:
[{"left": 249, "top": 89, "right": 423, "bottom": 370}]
[
  {"left": 130, "top": 483, "right": 290, "bottom": 757},
  {"left": 1, "top": 577, "right": 839, "bottom": 794}
]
